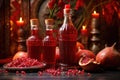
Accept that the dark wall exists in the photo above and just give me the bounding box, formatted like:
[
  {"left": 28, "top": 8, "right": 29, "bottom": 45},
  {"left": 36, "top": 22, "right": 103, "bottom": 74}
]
[
  {"left": 0, "top": 0, "right": 11, "bottom": 58},
  {"left": 100, "top": 10, "right": 120, "bottom": 51}
]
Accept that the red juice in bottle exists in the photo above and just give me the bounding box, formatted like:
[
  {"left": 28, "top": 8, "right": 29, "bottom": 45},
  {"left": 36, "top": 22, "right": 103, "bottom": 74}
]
[
  {"left": 42, "top": 19, "right": 56, "bottom": 67},
  {"left": 26, "top": 19, "right": 42, "bottom": 61},
  {"left": 58, "top": 4, "right": 77, "bottom": 67}
]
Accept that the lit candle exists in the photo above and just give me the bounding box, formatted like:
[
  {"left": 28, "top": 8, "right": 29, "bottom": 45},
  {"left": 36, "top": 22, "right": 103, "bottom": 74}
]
[
  {"left": 92, "top": 11, "right": 99, "bottom": 18},
  {"left": 81, "top": 25, "right": 88, "bottom": 48},
  {"left": 16, "top": 17, "right": 24, "bottom": 27},
  {"left": 81, "top": 25, "right": 88, "bottom": 36}
]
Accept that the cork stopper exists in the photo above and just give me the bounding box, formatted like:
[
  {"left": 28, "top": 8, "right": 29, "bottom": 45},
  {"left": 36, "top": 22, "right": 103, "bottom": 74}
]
[
  {"left": 45, "top": 19, "right": 54, "bottom": 30},
  {"left": 30, "top": 19, "right": 39, "bottom": 26},
  {"left": 45, "top": 19, "right": 54, "bottom": 25},
  {"left": 30, "top": 19, "right": 39, "bottom": 30}
]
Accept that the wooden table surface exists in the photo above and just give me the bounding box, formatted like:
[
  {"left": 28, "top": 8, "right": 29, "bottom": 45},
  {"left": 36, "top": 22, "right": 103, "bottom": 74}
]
[{"left": 0, "top": 67, "right": 120, "bottom": 80}]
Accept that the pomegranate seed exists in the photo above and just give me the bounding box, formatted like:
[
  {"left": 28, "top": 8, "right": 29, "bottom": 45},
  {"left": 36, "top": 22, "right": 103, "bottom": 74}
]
[
  {"left": 4, "top": 70, "right": 8, "bottom": 73},
  {"left": 87, "top": 73, "right": 91, "bottom": 76},
  {"left": 78, "top": 70, "right": 82, "bottom": 74},
  {"left": 57, "top": 71, "right": 61, "bottom": 76},
  {"left": 52, "top": 71, "right": 57, "bottom": 76},
  {"left": 66, "top": 71, "right": 71, "bottom": 76},
  {"left": 81, "top": 70, "right": 84, "bottom": 74},
  {"left": 3, "top": 70, "right": 8, "bottom": 75},
  {"left": 38, "top": 71, "right": 42, "bottom": 76},
  {"left": 0, "top": 69, "right": 3, "bottom": 73},
  {"left": 21, "top": 71, "right": 26, "bottom": 75},
  {"left": 16, "top": 71, "right": 19, "bottom": 74},
  {"left": 68, "top": 69, "right": 72, "bottom": 72},
  {"left": 56, "top": 68, "right": 61, "bottom": 72}
]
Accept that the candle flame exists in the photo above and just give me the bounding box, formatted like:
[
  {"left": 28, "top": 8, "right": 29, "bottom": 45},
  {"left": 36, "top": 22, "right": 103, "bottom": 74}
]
[
  {"left": 19, "top": 17, "right": 23, "bottom": 22},
  {"left": 93, "top": 11, "right": 97, "bottom": 14},
  {"left": 82, "top": 25, "right": 86, "bottom": 30},
  {"left": 16, "top": 17, "right": 24, "bottom": 27}
]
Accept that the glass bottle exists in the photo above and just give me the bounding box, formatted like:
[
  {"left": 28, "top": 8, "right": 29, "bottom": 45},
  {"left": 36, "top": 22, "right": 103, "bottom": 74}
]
[
  {"left": 58, "top": 4, "right": 78, "bottom": 67},
  {"left": 42, "top": 19, "right": 56, "bottom": 67},
  {"left": 26, "top": 19, "right": 42, "bottom": 61}
]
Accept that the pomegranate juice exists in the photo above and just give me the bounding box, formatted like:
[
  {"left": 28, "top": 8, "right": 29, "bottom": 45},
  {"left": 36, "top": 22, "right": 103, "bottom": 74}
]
[
  {"left": 27, "top": 45, "right": 42, "bottom": 61},
  {"left": 59, "top": 40, "right": 77, "bottom": 66},
  {"left": 43, "top": 46, "right": 56, "bottom": 65}
]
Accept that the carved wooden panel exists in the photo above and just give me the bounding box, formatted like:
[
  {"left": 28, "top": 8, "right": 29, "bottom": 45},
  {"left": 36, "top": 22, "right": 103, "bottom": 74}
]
[{"left": 9, "top": 0, "right": 30, "bottom": 55}]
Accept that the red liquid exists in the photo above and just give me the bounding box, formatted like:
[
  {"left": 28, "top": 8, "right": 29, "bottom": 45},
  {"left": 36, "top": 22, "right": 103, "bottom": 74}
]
[
  {"left": 59, "top": 24, "right": 77, "bottom": 67},
  {"left": 59, "top": 41, "right": 77, "bottom": 65},
  {"left": 42, "top": 46, "right": 56, "bottom": 65},
  {"left": 43, "top": 30, "right": 56, "bottom": 66},
  {"left": 27, "top": 45, "right": 42, "bottom": 61},
  {"left": 26, "top": 29, "right": 42, "bottom": 61}
]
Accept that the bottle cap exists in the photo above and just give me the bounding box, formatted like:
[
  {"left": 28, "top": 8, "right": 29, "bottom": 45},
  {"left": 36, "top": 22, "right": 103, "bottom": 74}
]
[
  {"left": 65, "top": 4, "right": 70, "bottom": 9},
  {"left": 64, "top": 4, "right": 72, "bottom": 14}
]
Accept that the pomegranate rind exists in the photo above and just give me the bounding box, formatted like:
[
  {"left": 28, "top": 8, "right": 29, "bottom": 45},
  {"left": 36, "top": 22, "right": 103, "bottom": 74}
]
[
  {"left": 96, "top": 47, "right": 120, "bottom": 69},
  {"left": 76, "top": 42, "right": 84, "bottom": 49},
  {"left": 13, "top": 51, "right": 28, "bottom": 60},
  {"left": 78, "top": 49, "right": 95, "bottom": 58},
  {"left": 75, "top": 49, "right": 96, "bottom": 65},
  {"left": 79, "top": 57, "right": 102, "bottom": 72}
]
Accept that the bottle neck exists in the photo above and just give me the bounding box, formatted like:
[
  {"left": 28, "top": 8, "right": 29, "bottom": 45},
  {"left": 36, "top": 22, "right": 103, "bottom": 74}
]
[
  {"left": 46, "top": 25, "right": 54, "bottom": 36},
  {"left": 31, "top": 25, "right": 39, "bottom": 37},
  {"left": 64, "top": 14, "right": 73, "bottom": 23}
]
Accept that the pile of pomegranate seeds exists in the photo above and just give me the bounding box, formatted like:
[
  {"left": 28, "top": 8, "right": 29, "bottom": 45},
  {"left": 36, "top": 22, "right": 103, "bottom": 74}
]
[
  {"left": 41, "top": 68, "right": 88, "bottom": 76},
  {"left": 6, "top": 57, "right": 43, "bottom": 67},
  {"left": 2, "top": 57, "right": 92, "bottom": 77}
]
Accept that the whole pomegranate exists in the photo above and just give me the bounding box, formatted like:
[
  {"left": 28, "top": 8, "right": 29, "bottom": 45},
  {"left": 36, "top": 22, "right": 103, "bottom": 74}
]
[
  {"left": 96, "top": 43, "right": 120, "bottom": 69},
  {"left": 76, "top": 42, "right": 84, "bottom": 49},
  {"left": 13, "top": 51, "right": 28, "bottom": 60}
]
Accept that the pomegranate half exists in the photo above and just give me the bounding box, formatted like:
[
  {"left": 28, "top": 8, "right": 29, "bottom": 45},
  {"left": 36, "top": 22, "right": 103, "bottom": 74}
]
[{"left": 79, "top": 56, "right": 102, "bottom": 72}]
